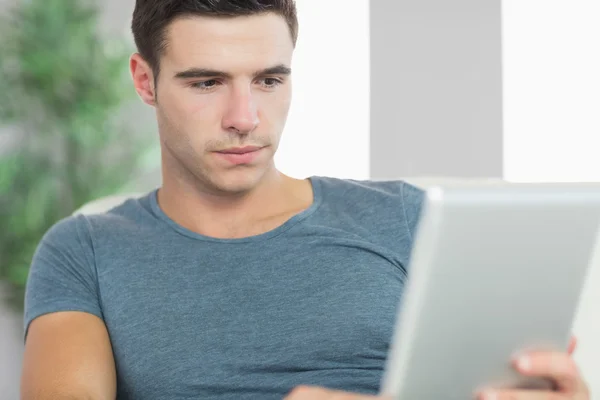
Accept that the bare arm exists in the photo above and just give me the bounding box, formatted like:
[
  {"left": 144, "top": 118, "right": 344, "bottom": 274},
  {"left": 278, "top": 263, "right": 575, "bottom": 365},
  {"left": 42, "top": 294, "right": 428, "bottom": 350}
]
[{"left": 21, "top": 311, "right": 117, "bottom": 400}]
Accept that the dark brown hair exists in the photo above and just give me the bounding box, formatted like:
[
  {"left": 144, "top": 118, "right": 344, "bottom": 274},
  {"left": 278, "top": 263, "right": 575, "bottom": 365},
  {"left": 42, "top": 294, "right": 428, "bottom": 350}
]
[{"left": 131, "top": 0, "right": 298, "bottom": 80}]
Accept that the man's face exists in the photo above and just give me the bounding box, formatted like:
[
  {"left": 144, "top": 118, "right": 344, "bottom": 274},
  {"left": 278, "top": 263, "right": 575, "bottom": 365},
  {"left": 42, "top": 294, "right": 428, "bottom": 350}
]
[{"left": 152, "top": 13, "right": 294, "bottom": 194}]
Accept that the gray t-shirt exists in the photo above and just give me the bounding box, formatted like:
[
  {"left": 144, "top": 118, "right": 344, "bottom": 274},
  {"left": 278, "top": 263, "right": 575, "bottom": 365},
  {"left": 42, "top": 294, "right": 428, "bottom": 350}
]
[{"left": 24, "top": 176, "right": 424, "bottom": 400}]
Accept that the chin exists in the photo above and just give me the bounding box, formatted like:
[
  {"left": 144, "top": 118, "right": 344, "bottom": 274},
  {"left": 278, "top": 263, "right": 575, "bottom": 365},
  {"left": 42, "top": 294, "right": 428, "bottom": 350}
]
[{"left": 210, "top": 168, "right": 268, "bottom": 195}]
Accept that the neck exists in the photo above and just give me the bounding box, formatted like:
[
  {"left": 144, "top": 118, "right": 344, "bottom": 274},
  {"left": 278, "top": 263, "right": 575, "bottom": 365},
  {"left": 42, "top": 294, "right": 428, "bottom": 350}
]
[{"left": 157, "top": 163, "right": 310, "bottom": 238}]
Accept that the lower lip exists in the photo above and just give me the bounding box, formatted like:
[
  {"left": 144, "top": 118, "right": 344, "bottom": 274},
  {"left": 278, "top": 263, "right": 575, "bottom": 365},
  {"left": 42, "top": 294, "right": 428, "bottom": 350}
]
[{"left": 215, "top": 148, "right": 263, "bottom": 165}]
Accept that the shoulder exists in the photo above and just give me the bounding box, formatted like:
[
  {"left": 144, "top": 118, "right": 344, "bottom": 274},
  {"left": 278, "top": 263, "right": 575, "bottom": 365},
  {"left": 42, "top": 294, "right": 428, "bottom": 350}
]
[
  {"left": 315, "top": 176, "right": 424, "bottom": 213},
  {"left": 38, "top": 213, "right": 92, "bottom": 253},
  {"left": 312, "top": 176, "right": 425, "bottom": 238},
  {"left": 75, "top": 191, "right": 158, "bottom": 236},
  {"left": 38, "top": 191, "right": 156, "bottom": 256},
  {"left": 26, "top": 193, "right": 157, "bottom": 320},
  {"left": 316, "top": 175, "right": 422, "bottom": 195}
]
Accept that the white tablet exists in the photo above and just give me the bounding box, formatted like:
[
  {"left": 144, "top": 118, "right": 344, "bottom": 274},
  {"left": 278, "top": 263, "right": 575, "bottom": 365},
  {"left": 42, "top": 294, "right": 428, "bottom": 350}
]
[{"left": 380, "top": 183, "right": 600, "bottom": 399}]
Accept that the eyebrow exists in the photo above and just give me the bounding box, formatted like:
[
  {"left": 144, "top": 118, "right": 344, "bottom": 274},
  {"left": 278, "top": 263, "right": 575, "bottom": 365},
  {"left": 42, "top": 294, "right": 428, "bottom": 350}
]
[{"left": 174, "top": 64, "right": 292, "bottom": 80}]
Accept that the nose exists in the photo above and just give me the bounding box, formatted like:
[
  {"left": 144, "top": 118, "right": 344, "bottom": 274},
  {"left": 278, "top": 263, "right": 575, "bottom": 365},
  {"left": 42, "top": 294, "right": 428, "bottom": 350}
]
[{"left": 222, "top": 87, "right": 260, "bottom": 135}]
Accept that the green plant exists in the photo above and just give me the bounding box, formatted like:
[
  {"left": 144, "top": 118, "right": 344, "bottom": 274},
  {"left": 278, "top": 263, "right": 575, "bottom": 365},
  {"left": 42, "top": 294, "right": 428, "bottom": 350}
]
[{"left": 0, "top": 0, "right": 153, "bottom": 307}]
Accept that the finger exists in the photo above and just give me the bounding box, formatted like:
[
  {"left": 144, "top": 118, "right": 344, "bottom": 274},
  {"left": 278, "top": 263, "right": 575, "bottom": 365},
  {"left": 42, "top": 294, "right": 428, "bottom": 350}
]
[
  {"left": 477, "top": 389, "right": 563, "bottom": 400},
  {"left": 512, "top": 351, "right": 581, "bottom": 393},
  {"left": 567, "top": 336, "right": 578, "bottom": 356}
]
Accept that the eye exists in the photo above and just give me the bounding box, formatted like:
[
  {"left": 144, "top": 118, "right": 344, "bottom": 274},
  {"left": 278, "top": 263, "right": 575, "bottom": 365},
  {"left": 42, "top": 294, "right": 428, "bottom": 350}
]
[
  {"left": 190, "top": 80, "right": 220, "bottom": 91},
  {"left": 259, "top": 77, "right": 283, "bottom": 89}
]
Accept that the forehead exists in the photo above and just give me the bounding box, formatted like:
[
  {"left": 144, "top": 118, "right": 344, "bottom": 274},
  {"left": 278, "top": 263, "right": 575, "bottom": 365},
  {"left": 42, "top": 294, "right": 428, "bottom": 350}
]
[{"left": 162, "top": 13, "right": 294, "bottom": 72}]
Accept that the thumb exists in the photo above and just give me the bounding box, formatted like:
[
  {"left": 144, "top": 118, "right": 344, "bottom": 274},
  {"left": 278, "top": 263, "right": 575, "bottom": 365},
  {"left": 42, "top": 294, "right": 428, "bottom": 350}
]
[{"left": 567, "top": 335, "right": 578, "bottom": 356}]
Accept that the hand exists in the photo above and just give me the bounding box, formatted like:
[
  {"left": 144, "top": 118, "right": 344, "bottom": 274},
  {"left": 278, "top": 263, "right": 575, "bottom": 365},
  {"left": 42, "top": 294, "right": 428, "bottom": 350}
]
[
  {"left": 477, "top": 336, "right": 589, "bottom": 400},
  {"left": 284, "top": 386, "right": 390, "bottom": 399}
]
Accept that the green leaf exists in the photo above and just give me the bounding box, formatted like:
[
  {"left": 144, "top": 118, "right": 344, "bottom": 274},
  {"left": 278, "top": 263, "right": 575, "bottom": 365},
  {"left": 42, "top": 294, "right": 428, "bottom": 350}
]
[
  {"left": 7, "top": 262, "right": 30, "bottom": 288},
  {"left": 0, "top": 0, "right": 149, "bottom": 307},
  {"left": 24, "top": 176, "right": 58, "bottom": 233},
  {"left": 0, "top": 154, "right": 22, "bottom": 194}
]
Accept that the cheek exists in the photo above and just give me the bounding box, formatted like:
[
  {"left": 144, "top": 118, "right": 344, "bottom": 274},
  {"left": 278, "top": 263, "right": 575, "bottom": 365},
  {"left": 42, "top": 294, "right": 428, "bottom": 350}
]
[
  {"left": 160, "top": 93, "right": 216, "bottom": 145},
  {"left": 189, "top": 94, "right": 227, "bottom": 134},
  {"left": 258, "top": 89, "right": 292, "bottom": 125},
  {"left": 276, "top": 85, "right": 293, "bottom": 113},
  {"left": 162, "top": 84, "right": 217, "bottom": 119},
  {"left": 183, "top": 92, "right": 214, "bottom": 118}
]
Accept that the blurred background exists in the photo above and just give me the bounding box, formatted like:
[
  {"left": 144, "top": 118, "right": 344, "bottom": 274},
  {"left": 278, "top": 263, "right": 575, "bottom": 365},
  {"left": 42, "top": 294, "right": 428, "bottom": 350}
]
[{"left": 0, "top": 0, "right": 599, "bottom": 398}]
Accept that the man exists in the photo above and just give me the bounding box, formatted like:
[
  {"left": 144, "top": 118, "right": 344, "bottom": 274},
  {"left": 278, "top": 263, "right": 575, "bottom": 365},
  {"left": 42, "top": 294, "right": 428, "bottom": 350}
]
[{"left": 20, "top": 1, "right": 589, "bottom": 399}]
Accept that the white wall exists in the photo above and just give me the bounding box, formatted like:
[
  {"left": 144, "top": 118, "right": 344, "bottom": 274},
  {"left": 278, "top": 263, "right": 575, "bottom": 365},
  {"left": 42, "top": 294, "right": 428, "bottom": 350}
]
[
  {"left": 275, "top": 0, "right": 370, "bottom": 180},
  {"left": 503, "top": 0, "right": 600, "bottom": 183},
  {"left": 370, "top": 0, "right": 504, "bottom": 180},
  {"left": 502, "top": 1, "right": 600, "bottom": 396}
]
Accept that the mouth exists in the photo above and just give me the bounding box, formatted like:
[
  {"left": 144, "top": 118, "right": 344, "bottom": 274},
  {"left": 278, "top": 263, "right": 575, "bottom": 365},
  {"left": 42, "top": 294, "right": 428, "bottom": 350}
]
[
  {"left": 214, "top": 146, "right": 266, "bottom": 165},
  {"left": 216, "top": 146, "right": 264, "bottom": 155}
]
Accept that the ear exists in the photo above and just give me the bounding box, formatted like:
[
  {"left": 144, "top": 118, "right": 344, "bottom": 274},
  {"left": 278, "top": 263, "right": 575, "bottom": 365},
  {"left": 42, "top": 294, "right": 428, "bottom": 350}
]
[{"left": 130, "top": 53, "right": 157, "bottom": 106}]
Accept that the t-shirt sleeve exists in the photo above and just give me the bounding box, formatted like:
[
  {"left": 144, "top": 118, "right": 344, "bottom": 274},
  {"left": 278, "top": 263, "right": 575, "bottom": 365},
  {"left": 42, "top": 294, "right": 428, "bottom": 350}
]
[
  {"left": 401, "top": 181, "right": 425, "bottom": 244},
  {"left": 24, "top": 214, "right": 103, "bottom": 340}
]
